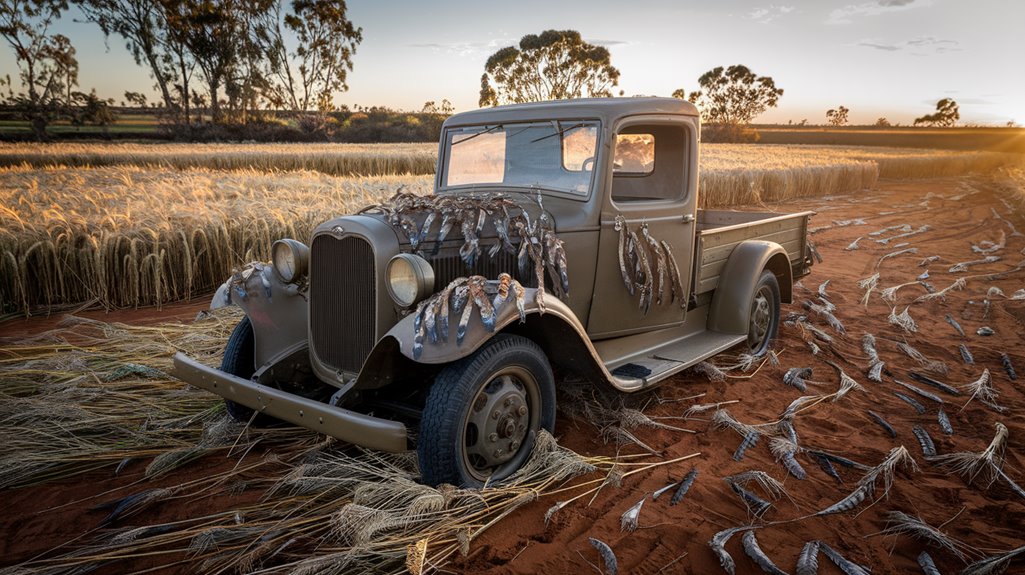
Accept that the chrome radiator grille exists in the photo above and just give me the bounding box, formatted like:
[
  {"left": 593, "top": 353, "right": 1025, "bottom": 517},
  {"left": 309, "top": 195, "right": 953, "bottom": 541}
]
[{"left": 310, "top": 234, "right": 376, "bottom": 375}]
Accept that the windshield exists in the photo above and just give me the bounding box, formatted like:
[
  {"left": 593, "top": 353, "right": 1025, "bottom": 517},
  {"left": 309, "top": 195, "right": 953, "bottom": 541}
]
[{"left": 440, "top": 120, "right": 600, "bottom": 196}]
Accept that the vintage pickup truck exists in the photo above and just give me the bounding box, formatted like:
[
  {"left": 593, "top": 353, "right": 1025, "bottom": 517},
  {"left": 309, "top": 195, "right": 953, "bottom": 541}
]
[{"left": 173, "top": 97, "right": 814, "bottom": 487}]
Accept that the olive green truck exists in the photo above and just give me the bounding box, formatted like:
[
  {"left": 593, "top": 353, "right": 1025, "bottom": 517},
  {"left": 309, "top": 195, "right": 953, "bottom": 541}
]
[{"left": 173, "top": 98, "right": 814, "bottom": 487}]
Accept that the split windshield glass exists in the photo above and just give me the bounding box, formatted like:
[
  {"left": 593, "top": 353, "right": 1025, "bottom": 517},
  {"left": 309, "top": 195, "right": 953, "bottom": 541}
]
[{"left": 441, "top": 120, "right": 600, "bottom": 196}]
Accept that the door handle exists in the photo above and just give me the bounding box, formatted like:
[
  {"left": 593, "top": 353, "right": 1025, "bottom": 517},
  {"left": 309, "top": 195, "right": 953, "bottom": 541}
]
[{"left": 681, "top": 214, "right": 695, "bottom": 224}]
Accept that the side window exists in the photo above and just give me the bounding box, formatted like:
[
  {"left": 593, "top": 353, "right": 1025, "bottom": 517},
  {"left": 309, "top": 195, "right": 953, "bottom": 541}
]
[
  {"left": 613, "top": 134, "right": 655, "bottom": 174},
  {"left": 611, "top": 125, "right": 688, "bottom": 203}
]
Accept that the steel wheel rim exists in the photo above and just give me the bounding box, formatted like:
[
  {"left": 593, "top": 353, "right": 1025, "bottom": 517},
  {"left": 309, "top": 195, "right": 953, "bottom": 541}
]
[
  {"left": 748, "top": 286, "right": 772, "bottom": 353},
  {"left": 460, "top": 365, "right": 540, "bottom": 482}
]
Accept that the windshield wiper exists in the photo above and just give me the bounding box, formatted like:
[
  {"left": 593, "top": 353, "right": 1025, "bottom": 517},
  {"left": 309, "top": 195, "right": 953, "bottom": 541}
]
[
  {"left": 529, "top": 122, "right": 587, "bottom": 144},
  {"left": 451, "top": 124, "right": 504, "bottom": 146}
]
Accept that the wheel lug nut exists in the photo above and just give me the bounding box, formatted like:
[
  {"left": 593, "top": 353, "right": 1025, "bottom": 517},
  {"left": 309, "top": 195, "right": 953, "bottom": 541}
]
[
  {"left": 489, "top": 433, "right": 498, "bottom": 443},
  {"left": 494, "top": 449, "right": 503, "bottom": 458},
  {"left": 517, "top": 405, "right": 528, "bottom": 416},
  {"left": 510, "top": 440, "right": 520, "bottom": 451},
  {"left": 491, "top": 410, "right": 500, "bottom": 420},
  {"left": 503, "top": 397, "right": 512, "bottom": 407}
]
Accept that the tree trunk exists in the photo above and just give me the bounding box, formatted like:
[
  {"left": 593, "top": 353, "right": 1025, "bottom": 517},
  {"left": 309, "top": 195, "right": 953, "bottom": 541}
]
[
  {"left": 31, "top": 115, "right": 48, "bottom": 141},
  {"left": 209, "top": 78, "right": 220, "bottom": 123}
]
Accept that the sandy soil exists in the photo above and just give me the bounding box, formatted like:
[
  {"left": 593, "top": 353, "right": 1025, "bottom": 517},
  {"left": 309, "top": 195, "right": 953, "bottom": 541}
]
[{"left": 2, "top": 175, "right": 1023, "bottom": 574}]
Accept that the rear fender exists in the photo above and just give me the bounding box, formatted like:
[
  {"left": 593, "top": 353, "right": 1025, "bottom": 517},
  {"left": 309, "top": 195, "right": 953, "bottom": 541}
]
[
  {"left": 707, "top": 240, "right": 792, "bottom": 335},
  {"left": 209, "top": 262, "right": 309, "bottom": 368},
  {"left": 355, "top": 288, "right": 609, "bottom": 390}
]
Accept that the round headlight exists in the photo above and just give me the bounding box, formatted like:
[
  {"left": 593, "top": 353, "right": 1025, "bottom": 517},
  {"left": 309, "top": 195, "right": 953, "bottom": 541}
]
[
  {"left": 272, "top": 239, "right": 309, "bottom": 283},
  {"left": 386, "top": 253, "right": 435, "bottom": 308}
]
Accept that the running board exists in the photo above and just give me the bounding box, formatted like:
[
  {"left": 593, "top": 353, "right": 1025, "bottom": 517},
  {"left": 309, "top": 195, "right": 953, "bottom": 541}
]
[{"left": 599, "top": 330, "right": 746, "bottom": 392}]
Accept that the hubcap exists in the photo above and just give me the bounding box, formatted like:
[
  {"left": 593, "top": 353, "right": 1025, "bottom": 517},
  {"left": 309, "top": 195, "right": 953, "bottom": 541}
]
[
  {"left": 462, "top": 368, "right": 538, "bottom": 481},
  {"left": 748, "top": 286, "right": 772, "bottom": 352}
]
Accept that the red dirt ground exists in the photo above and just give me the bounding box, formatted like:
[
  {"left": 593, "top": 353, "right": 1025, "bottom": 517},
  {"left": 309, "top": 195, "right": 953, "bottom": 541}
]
[{"left": 2, "top": 175, "right": 1024, "bottom": 574}]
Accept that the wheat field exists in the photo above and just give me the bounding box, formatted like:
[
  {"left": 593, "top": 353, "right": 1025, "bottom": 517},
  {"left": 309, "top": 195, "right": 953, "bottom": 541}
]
[
  {"left": 1, "top": 144, "right": 1021, "bottom": 315},
  {"left": 0, "top": 142, "right": 439, "bottom": 176}
]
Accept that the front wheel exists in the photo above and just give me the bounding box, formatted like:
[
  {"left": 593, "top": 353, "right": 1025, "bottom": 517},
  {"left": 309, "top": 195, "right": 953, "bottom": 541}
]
[
  {"left": 747, "top": 270, "right": 781, "bottom": 356},
  {"left": 220, "top": 316, "right": 276, "bottom": 425},
  {"left": 418, "top": 334, "right": 556, "bottom": 487}
]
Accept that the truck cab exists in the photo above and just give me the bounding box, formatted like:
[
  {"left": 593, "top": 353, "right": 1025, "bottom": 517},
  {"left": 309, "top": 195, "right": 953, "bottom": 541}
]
[{"left": 173, "top": 98, "right": 814, "bottom": 487}]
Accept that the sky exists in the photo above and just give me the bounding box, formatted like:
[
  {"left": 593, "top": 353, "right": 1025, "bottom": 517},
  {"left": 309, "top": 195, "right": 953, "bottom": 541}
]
[{"left": 2, "top": 0, "right": 1022, "bottom": 125}]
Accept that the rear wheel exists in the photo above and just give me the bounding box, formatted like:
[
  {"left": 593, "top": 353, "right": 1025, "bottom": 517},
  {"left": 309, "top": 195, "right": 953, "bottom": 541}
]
[
  {"left": 220, "top": 316, "right": 276, "bottom": 425},
  {"left": 418, "top": 334, "right": 556, "bottom": 487},
  {"left": 747, "top": 270, "right": 781, "bottom": 356}
]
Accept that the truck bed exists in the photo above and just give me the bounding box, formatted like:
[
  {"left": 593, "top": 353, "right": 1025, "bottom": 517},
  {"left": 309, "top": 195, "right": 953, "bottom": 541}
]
[{"left": 694, "top": 209, "right": 815, "bottom": 295}]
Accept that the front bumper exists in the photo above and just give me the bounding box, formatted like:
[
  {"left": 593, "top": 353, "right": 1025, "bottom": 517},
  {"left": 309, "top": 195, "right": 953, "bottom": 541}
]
[{"left": 172, "top": 352, "right": 409, "bottom": 453}]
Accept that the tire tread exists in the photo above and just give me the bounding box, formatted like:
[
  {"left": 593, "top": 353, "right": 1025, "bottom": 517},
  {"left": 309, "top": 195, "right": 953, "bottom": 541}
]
[{"left": 419, "top": 334, "right": 555, "bottom": 487}]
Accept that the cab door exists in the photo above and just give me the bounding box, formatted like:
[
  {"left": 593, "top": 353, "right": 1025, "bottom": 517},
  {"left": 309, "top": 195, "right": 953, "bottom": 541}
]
[{"left": 587, "top": 117, "right": 698, "bottom": 338}]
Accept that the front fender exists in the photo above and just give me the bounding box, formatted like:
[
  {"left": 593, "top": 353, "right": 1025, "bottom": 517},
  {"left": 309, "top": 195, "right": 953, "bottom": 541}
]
[
  {"left": 707, "top": 240, "right": 792, "bottom": 335},
  {"left": 209, "top": 262, "right": 309, "bottom": 368},
  {"left": 355, "top": 288, "right": 612, "bottom": 390}
]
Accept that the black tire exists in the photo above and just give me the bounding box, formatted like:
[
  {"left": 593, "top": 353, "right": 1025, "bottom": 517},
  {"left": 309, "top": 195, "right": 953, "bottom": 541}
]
[
  {"left": 747, "top": 270, "right": 781, "bottom": 356},
  {"left": 418, "top": 334, "right": 556, "bottom": 487},
  {"left": 220, "top": 316, "right": 275, "bottom": 425}
]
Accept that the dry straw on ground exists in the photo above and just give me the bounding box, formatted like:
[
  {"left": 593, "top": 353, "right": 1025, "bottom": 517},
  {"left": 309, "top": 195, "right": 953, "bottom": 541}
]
[
  {"left": 0, "top": 308, "right": 649, "bottom": 574},
  {"left": 2, "top": 144, "right": 1021, "bottom": 315}
]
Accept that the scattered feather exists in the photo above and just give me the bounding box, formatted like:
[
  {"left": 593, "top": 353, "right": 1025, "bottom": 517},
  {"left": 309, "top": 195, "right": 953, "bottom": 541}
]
[
  {"left": 959, "top": 344, "right": 975, "bottom": 365},
  {"left": 819, "top": 542, "right": 872, "bottom": 575},
  {"left": 810, "top": 452, "right": 843, "bottom": 484},
  {"left": 909, "top": 372, "right": 962, "bottom": 396},
  {"left": 913, "top": 426, "right": 937, "bottom": 457},
  {"left": 670, "top": 468, "right": 699, "bottom": 506},
  {"left": 896, "top": 392, "right": 927, "bottom": 415},
  {"left": 918, "top": 551, "right": 941, "bottom": 575},
  {"left": 1001, "top": 353, "right": 1017, "bottom": 381},
  {"left": 895, "top": 379, "right": 944, "bottom": 404},
  {"left": 796, "top": 541, "right": 820, "bottom": 575},
  {"left": 867, "top": 410, "right": 897, "bottom": 438},
  {"left": 652, "top": 481, "right": 678, "bottom": 501},
  {"left": 709, "top": 527, "right": 749, "bottom": 575},
  {"left": 937, "top": 408, "right": 954, "bottom": 435},
  {"left": 620, "top": 497, "right": 644, "bottom": 532},
  {"left": 733, "top": 430, "right": 761, "bottom": 461},
  {"left": 728, "top": 481, "right": 772, "bottom": 516},
  {"left": 692, "top": 361, "right": 727, "bottom": 382},
  {"left": 783, "top": 367, "right": 813, "bottom": 392},
  {"left": 588, "top": 537, "right": 619, "bottom": 575},
  {"left": 741, "top": 531, "right": 789, "bottom": 575}
]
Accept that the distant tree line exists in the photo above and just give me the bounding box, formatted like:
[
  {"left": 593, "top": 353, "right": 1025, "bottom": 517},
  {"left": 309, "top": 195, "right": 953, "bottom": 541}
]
[
  {"left": 0, "top": 6, "right": 1001, "bottom": 143},
  {"left": 1, "top": 0, "right": 373, "bottom": 140}
]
